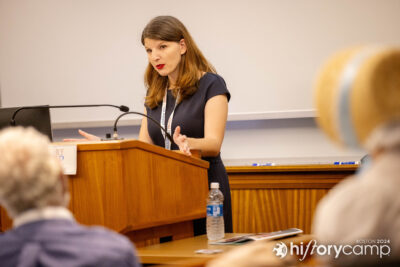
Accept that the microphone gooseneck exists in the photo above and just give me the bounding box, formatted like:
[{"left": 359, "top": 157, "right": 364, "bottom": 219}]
[
  {"left": 113, "top": 111, "right": 174, "bottom": 144},
  {"left": 49, "top": 104, "right": 130, "bottom": 112},
  {"left": 10, "top": 104, "right": 130, "bottom": 126},
  {"left": 10, "top": 105, "right": 50, "bottom": 126}
]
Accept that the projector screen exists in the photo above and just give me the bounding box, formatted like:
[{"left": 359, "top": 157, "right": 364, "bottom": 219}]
[{"left": 1, "top": 0, "right": 399, "bottom": 127}]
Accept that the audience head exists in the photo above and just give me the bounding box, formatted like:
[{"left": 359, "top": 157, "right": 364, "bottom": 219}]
[
  {"left": 0, "top": 127, "right": 68, "bottom": 218},
  {"left": 314, "top": 46, "right": 400, "bottom": 149}
]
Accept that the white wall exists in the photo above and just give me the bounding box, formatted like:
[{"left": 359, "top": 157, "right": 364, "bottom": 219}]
[
  {"left": 52, "top": 118, "right": 366, "bottom": 166},
  {"left": 1, "top": 0, "right": 400, "bottom": 125},
  {"left": 2, "top": 0, "right": 383, "bottom": 164},
  {"left": 222, "top": 119, "right": 365, "bottom": 165}
]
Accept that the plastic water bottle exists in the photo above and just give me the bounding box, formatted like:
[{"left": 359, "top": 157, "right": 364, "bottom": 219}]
[{"left": 206, "top": 182, "right": 225, "bottom": 241}]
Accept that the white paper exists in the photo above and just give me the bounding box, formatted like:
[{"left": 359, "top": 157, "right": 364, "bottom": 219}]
[{"left": 49, "top": 144, "right": 77, "bottom": 175}]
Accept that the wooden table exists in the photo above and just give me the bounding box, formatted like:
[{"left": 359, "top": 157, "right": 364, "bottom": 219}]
[
  {"left": 137, "top": 233, "right": 247, "bottom": 265},
  {"left": 137, "top": 233, "right": 314, "bottom": 265}
]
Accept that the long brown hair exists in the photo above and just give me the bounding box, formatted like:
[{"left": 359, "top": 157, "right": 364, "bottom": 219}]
[{"left": 141, "top": 16, "right": 216, "bottom": 108}]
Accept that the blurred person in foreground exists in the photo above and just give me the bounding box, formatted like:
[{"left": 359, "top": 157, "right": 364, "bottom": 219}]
[
  {"left": 0, "top": 127, "right": 141, "bottom": 267},
  {"left": 312, "top": 47, "right": 400, "bottom": 266},
  {"left": 208, "top": 47, "right": 400, "bottom": 267}
]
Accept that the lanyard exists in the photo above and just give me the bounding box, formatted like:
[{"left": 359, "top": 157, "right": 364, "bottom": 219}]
[{"left": 160, "top": 88, "right": 180, "bottom": 150}]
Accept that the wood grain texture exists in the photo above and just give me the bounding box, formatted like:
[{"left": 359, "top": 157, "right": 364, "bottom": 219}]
[
  {"left": 69, "top": 140, "right": 210, "bottom": 246},
  {"left": 137, "top": 233, "right": 245, "bottom": 264},
  {"left": 227, "top": 165, "right": 357, "bottom": 234}
]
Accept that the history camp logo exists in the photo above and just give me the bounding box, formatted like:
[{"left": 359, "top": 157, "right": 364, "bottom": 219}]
[{"left": 272, "top": 239, "right": 391, "bottom": 261}]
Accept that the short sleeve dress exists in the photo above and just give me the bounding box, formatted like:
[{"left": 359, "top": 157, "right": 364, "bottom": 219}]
[{"left": 145, "top": 72, "right": 233, "bottom": 233}]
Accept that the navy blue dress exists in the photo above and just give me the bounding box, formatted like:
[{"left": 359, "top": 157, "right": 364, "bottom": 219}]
[{"left": 146, "top": 72, "right": 233, "bottom": 233}]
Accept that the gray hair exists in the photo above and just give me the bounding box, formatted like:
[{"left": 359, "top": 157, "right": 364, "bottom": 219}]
[{"left": 0, "top": 127, "right": 68, "bottom": 218}]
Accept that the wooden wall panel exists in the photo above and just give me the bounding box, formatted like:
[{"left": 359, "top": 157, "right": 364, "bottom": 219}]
[
  {"left": 231, "top": 188, "right": 329, "bottom": 233},
  {"left": 227, "top": 165, "right": 357, "bottom": 234}
]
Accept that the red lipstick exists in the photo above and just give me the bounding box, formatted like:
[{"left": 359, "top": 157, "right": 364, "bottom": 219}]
[{"left": 156, "top": 64, "right": 165, "bottom": 70}]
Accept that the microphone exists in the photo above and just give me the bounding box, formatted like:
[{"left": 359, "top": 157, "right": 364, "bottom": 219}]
[
  {"left": 10, "top": 104, "right": 130, "bottom": 126},
  {"left": 112, "top": 111, "right": 174, "bottom": 145}
]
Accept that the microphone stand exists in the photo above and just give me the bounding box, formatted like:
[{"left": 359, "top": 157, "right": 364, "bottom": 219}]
[{"left": 113, "top": 111, "right": 174, "bottom": 145}]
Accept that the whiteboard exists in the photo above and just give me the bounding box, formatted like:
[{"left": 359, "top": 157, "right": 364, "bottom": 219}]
[{"left": 1, "top": 0, "right": 399, "bottom": 127}]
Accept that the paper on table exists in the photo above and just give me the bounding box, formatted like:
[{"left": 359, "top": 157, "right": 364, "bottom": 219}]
[{"left": 210, "top": 228, "right": 303, "bottom": 245}]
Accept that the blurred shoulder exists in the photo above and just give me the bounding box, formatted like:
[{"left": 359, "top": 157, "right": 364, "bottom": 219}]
[
  {"left": 313, "top": 166, "right": 397, "bottom": 243},
  {"left": 81, "top": 224, "right": 134, "bottom": 249}
]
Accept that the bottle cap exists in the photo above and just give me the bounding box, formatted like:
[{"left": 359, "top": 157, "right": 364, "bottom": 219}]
[{"left": 210, "top": 182, "right": 219, "bottom": 189}]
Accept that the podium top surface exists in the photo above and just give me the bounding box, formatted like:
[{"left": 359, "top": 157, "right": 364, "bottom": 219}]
[{"left": 53, "top": 139, "right": 209, "bottom": 169}]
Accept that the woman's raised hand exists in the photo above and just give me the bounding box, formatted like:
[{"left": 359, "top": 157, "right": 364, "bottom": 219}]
[
  {"left": 63, "top": 129, "right": 101, "bottom": 142},
  {"left": 173, "top": 126, "right": 191, "bottom": 156}
]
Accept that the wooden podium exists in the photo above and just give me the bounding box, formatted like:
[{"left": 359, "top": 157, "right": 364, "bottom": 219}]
[{"left": 0, "top": 140, "right": 210, "bottom": 247}]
